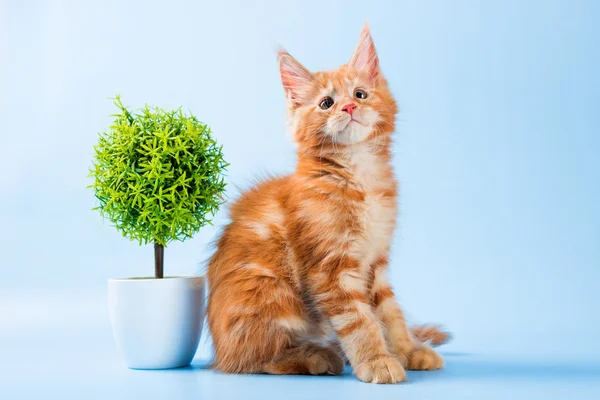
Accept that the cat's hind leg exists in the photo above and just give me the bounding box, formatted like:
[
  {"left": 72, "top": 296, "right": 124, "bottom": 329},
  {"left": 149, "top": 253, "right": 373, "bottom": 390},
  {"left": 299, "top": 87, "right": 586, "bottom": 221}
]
[
  {"left": 263, "top": 343, "right": 344, "bottom": 376},
  {"left": 208, "top": 258, "right": 345, "bottom": 375}
]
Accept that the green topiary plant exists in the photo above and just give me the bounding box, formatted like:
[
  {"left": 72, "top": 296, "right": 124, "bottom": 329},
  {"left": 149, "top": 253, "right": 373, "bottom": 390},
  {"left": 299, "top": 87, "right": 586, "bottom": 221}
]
[{"left": 89, "top": 96, "right": 228, "bottom": 278}]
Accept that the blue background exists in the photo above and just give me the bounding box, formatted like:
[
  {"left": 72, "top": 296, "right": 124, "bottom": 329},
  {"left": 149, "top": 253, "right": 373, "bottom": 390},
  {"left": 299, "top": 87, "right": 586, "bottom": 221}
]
[{"left": 1, "top": 0, "right": 599, "bottom": 398}]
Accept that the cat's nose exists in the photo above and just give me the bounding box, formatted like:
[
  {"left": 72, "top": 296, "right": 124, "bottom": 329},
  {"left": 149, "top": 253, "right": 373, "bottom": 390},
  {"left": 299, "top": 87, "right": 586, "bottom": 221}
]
[{"left": 341, "top": 103, "right": 357, "bottom": 115}]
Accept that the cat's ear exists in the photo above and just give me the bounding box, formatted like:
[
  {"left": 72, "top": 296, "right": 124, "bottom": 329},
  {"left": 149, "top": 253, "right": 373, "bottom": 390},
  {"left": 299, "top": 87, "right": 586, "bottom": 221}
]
[
  {"left": 278, "top": 49, "right": 313, "bottom": 107},
  {"left": 349, "top": 24, "right": 380, "bottom": 79}
]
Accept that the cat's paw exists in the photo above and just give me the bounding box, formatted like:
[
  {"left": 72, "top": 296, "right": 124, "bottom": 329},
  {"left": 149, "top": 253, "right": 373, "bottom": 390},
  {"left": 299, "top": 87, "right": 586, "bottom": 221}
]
[
  {"left": 306, "top": 348, "right": 345, "bottom": 375},
  {"left": 406, "top": 346, "right": 444, "bottom": 370},
  {"left": 354, "top": 356, "right": 407, "bottom": 384}
]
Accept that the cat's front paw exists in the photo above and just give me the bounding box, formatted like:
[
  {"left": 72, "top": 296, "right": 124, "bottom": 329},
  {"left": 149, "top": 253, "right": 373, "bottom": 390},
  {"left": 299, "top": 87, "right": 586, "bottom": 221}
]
[
  {"left": 406, "top": 346, "right": 444, "bottom": 370},
  {"left": 354, "top": 356, "right": 407, "bottom": 384}
]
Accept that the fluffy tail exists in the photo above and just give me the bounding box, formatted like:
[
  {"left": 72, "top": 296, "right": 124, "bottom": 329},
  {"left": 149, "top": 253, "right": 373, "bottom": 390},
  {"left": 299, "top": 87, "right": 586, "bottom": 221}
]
[{"left": 410, "top": 325, "right": 452, "bottom": 347}]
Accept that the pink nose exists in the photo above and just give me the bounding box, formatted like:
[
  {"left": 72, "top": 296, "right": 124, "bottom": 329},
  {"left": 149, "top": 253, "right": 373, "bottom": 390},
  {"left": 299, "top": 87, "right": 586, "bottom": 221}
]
[{"left": 341, "top": 103, "right": 357, "bottom": 115}]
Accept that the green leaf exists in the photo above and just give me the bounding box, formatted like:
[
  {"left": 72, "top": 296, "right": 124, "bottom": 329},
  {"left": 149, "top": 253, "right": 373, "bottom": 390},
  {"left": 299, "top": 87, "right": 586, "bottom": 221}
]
[{"left": 88, "top": 96, "right": 228, "bottom": 246}]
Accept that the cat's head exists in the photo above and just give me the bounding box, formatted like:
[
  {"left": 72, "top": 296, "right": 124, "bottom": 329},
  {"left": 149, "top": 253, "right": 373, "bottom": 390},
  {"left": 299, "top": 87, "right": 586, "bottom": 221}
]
[{"left": 278, "top": 25, "right": 397, "bottom": 151}]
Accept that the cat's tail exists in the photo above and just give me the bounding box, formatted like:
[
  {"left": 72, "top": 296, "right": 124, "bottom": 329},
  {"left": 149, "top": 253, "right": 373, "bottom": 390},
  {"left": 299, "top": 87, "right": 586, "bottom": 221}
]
[{"left": 410, "top": 325, "right": 452, "bottom": 347}]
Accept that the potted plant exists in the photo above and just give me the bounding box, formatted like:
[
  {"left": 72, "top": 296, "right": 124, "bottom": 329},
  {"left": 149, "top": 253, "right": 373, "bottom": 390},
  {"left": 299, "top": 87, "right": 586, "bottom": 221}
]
[{"left": 89, "top": 96, "right": 228, "bottom": 369}]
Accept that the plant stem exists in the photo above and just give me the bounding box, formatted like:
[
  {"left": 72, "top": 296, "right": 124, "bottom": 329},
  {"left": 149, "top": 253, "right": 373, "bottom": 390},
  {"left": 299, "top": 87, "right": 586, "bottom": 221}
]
[{"left": 154, "top": 243, "right": 164, "bottom": 279}]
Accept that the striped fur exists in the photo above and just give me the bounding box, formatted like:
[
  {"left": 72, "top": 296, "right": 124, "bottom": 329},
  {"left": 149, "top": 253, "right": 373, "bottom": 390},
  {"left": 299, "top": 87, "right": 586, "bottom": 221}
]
[{"left": 207, "top": 25, "right": 449, "bottom": 384}]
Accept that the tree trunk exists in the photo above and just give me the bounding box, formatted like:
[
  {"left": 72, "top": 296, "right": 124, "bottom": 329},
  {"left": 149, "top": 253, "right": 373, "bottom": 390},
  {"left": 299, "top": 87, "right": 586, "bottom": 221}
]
[{"left": 154, "top": 243, "right": 164, "bottom": 279}]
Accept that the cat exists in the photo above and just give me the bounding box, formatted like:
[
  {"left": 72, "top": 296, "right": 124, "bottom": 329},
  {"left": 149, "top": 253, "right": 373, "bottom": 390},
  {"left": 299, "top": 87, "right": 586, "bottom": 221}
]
[{"left": 207, "top": 24, "right": 449, "bottom": 384}]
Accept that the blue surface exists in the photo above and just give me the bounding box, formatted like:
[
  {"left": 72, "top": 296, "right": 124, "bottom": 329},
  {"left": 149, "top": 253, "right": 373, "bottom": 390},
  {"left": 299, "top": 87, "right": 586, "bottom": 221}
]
[
  {"left": 1, "top": 0, "right": 599, "bottom": 398},
  {"left": 1, "top": 294, "right": 600, "bottom": 399}
]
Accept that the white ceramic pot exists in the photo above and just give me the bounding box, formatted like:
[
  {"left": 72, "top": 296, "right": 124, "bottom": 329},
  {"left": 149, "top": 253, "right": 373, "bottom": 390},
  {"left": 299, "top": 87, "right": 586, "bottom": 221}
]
[{"left": 108, "top": 276, "right": 205, "bottom": 369}]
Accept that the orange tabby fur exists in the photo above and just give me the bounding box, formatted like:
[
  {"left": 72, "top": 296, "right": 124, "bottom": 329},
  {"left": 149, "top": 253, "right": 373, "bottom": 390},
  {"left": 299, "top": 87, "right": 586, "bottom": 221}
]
[{"left": 207, "top": 25, "right": 449, "bottom": 384}]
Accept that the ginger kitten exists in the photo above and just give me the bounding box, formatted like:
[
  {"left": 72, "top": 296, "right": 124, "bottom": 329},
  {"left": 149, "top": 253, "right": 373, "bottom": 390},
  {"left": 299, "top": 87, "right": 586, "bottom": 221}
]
[{"left": 207, "top": 25, "right": 448, "bottom": 384}]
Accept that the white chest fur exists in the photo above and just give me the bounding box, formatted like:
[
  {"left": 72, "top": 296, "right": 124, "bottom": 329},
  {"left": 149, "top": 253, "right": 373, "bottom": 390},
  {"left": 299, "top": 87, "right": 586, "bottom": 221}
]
[
  {"left": 346, "top": 146, "right": 397, "bottom": 269},
  {"left": 348, "top": 146, "right": 387, "bottom": 192}
]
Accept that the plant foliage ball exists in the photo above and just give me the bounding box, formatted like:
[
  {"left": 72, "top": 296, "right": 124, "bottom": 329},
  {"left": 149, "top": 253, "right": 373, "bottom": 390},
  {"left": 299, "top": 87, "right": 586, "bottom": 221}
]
[{"left": 90, "top": 97, "right": 228, "bottom": 246}]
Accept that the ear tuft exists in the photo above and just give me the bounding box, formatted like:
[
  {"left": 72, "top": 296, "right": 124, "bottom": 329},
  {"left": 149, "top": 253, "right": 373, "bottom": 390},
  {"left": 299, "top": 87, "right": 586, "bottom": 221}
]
[{"left": 348, "top": 24, "right": 380, "bottom": 79}]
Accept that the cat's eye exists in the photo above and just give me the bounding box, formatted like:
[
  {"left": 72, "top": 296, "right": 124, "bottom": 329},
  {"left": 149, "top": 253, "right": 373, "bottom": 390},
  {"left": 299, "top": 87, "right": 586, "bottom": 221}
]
[
  {"left": 319, "top": 96, "right": 334, "bottom": 110},
  {"left": 354, "top": 89, "right": 368, "bottom": 99}
]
